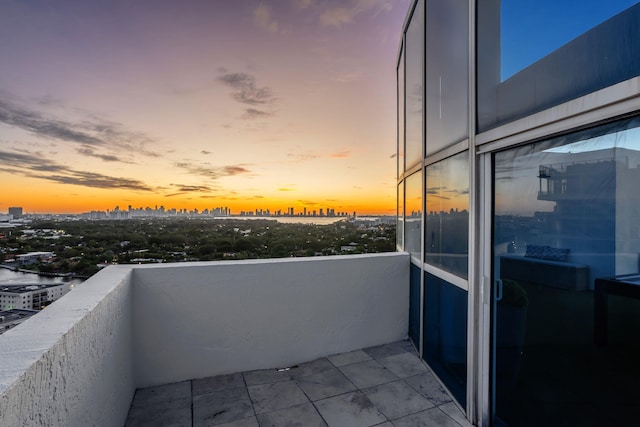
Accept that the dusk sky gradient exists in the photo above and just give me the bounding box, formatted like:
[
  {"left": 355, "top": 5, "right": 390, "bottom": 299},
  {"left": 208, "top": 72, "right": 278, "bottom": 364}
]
[{"left": 1, "top": 0, "right": 410, "bottom": 214}]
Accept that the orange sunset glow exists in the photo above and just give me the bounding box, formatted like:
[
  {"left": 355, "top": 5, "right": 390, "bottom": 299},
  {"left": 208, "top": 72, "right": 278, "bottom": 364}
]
[{"left": 0, "top": 0, "right": 410, "bottom": 216}]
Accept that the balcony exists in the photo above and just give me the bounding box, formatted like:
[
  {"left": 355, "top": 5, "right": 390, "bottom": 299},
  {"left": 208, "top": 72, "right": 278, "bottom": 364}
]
[{"left": 0, "top": 253, "right": 467, "bottom": 426}]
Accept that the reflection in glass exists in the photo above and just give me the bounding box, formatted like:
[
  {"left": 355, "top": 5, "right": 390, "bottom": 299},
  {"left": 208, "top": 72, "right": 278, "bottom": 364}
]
[
  {"left": 405, "top": 171, "right": 422, "bottom": 260},
  {"left": 477, "top": 1, "right": 640, "bottom": 131},
  {"left": 492, "top": 117, "right": 640, "bottom": 426},
  {"left": 425, "top": 152, "right": 469, "bottom": 277},
  {"left": 425, "top": 0, "right": 468, "bottom": 155},
  {"left": 398, "top": 48, "right": 405, "bottom": 178},
  {"left": 397, "top": 182, "right": 404, "bottom": 249},
  {"left": 501, "top": 0, "right": 638, "bottom": 81},
  {"left": 404, "top": 0, "right": 423, "bottom": 169}
]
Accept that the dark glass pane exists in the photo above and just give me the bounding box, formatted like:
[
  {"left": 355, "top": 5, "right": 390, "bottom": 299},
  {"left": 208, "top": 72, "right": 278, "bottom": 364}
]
[
  {"left": 492, "top": 116, "right": 640, "bottom": 426},
  {"left": 423, "top": 272, "right": 467, "bottom": 408},
  {"left": 409, "top": 263, "right": 421, "bottom": 348}
]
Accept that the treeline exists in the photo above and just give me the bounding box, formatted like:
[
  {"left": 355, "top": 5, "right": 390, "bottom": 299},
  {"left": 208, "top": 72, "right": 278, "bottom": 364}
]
[{"left": 0, "top": 218, "right": 395, "bottom": 277}]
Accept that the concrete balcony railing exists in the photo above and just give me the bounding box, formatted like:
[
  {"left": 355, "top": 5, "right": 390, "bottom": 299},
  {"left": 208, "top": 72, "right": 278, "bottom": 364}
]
[{"left": 0, "top": 253, "right": 409, "bottom": 426}]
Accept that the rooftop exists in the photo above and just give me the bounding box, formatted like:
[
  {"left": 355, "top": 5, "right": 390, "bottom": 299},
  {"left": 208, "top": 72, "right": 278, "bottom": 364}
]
[
  {"left": 125, "top": 340, "right": 469, "bottom": 427},
  {"left": 0, "top": 253, "right": 469, "bottom": 426}
]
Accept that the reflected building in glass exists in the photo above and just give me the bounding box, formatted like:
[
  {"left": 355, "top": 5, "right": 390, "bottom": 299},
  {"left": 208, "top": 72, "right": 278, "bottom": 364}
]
[{"left": 396, "top": 1, "right": 640, "bottom": 425}]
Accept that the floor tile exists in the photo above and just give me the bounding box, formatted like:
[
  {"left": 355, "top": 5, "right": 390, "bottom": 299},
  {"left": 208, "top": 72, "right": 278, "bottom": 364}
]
[
  {"left": 193, "top": 373, "right": 245, "bottom": 396},
  {"left": 378, "top": 352, "right": 428, "bottom": 378},
  {"left": 314, "top": 391, "right": 387, "bottom": 427},
  {"left": 395, "top": 340, "right": 418, "bottom": 354},
  {"left": 393, "top": 407, "right": 461, "bottom": 427},
  {"left": 130, "top": 381, "right": 191, "bottom": 407},
  {"left": 193, "top": 386, "right": 254, "bottom": 426},
  {"left": 327, "top": 349, "right": 372, "bottom": 367},
  {"left": 404, "top": 372, "right": 452, "bottom": 405},
  {"left": 371, "top": 423, "right": 393, "bottom": 427},
  {"left": 289, "top": 357, "right": 334, "bottom": 379},
  {"left": 243, "top": 368, "right": 291, "bottom": 386},
  {"left": 296, "top": 367, "right": 357, "bottom": 401},
  {"left": 125, "top": 397, "right": 191, "bottom": 427},
  {"left": 216, "top": 416, "right": 259, "bottom": 427},
  {"left": 439, "top": 402, "right": 471, "bottom": 427},
  {"left": 248, "top": 381, "right": 309, "bottom": 414},
  {"left": 363, "top": 341, "right": 410, "bottom": 359},
  {"left": 256, "top": 402, "right": 327, "bottom": 427},
  {"left": 363, "top": 380, "right": 434, "bottom": 420},
  {"left": 339, "top": 360, "right": 399, "bottom": 389}
]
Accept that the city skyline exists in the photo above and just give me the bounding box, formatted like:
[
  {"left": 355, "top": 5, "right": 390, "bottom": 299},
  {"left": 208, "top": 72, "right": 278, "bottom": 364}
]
[{"left": 0, "top": 0, "right": 410, "bottom": 215}]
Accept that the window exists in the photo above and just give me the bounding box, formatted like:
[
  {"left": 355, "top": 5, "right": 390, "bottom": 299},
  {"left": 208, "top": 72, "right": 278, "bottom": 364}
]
[
  {"left": 425, "top": 0, "right": 468, "bottom": 155},
  {"left": 405, "top": 170, "right": 423, "bottom": 260},
  {"left": 425, "top": 152, "right": 469, "bottom": 277},
  {"left": 478, "top": 1, "right": 640, "bottom": 131},
  {"left": 397, "top": 182, "right": 404, "bottom": 249},
  {"left": 404, "top": 0, "right": 424, "bottom": 169}
]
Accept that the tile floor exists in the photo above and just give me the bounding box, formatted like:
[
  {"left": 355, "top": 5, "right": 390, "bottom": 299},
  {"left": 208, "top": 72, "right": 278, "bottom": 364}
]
[{"left": 125, "top": 340, "right": 472, "bottom": 427}]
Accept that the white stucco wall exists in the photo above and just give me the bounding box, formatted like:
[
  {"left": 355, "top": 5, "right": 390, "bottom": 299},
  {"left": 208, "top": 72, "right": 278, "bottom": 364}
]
[
  {"left": 0, "top": 266, "right": 135, "bottom": 427},
  {"left": 132, "top": 253, "right": 410, "bottom": 387}
]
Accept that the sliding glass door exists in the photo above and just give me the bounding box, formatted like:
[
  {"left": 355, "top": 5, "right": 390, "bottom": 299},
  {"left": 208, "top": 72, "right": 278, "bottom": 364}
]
[{"left": 491, "top": 117, "right": 640, "bottom": 426}]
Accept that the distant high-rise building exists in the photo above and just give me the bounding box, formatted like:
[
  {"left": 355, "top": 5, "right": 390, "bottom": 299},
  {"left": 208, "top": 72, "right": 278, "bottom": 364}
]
[{"left": 8, "top": 207, "right": 22, "bottom": 218}]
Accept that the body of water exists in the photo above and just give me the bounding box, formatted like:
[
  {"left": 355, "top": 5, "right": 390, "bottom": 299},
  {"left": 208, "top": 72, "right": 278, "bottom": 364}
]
[
  {"left": 0, "top": 267, "right": 84, "bottom": 287},
  {"left": 217, "top": 216, "right": 348, "bottom": 225}
]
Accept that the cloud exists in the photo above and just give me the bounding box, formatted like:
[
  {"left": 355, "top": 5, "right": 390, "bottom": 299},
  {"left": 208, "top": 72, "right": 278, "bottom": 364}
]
[
  {"left": 172, "top": 184, "right": 212, "bottom": 193},
  {"left": 164, "top": 184, "right": 214, "bottom": 197},
  {"left": 426, "top": 186, "right": 445, "bottom": 195},
  {"left": 319, "top": 0, "right": 393, "bottom": 27},
  {"left": 175, "top": 161, "right": 251, "bottom": 180},
  {"left": 0, "top": 97, "right": 161, "bottom": 160},
  {"left": 217, "top": 72, "right": 276, "bottom": 106},
  {"left": 253, "top": 4, "right": 279, "bottom": 33},
  {"left": 329, "top": 150, "right": 351, "bottom": 158},
  {"left": 76, "top": 146, "right": 131, "bottom": 163},
  {"left": 242, "top": 108, "right": 272, "bottom": 120},
  {"left": 0, "top": 149, "right": 153, "bottom": 191},
  {"left": 41, "top": 171, "right": 153, "bottom": 191},
  {"left": 278, "top": 188, "right": 294, "bottom": 191},
  {"left": 201, "top": 150, "right": 211, "bottom": 155},
  {"left": 223, "top": 165, "right": 250, "bottom": 175},
  {"left": 0, "top": 99, "right": 104, "bottom": 146},
  {"left": 445, "top": 188, "right": 470, "bottom": 196}
]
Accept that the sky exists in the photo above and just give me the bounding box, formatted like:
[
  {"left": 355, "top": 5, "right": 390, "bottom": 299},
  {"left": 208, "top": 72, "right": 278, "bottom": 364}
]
[{"left": 0, "top": 0, "right": 410, "bottom": 215}]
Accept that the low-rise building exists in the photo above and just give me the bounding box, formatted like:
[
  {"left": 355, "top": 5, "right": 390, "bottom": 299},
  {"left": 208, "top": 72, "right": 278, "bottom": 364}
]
[
  {"left": 0, "top": 283, "right": 71, "bottom": 311},
  {"left": 0, "top": 309, "right": 38, "bottom": 334},
  {"left": 15, "top": 251, "right": 55, "bottom": 266}
]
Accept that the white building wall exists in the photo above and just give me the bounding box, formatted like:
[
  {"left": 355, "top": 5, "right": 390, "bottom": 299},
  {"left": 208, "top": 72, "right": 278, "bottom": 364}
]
[
  {"left": 132, "top": 253, "right": 410, "bottom": 387},
  {"left": 0, "top": 266, "right": 135, "bottom": 427}
]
